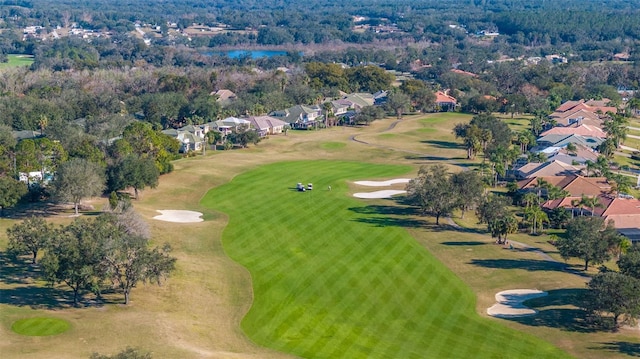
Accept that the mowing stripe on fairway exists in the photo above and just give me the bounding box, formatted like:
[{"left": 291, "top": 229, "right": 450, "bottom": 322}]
[
  {"left": 11, "top": 317, "right": 70, "bottom": 336},
  {"left": 202, "top": 160, "right": 572, "bottom": 359}
]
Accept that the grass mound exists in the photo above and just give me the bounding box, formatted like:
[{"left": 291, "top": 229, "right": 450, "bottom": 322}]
[
  {"left": 12, "top": 317, "right": 70, "bottom": 336},
  {"left": 202, "top": 160, "right": 571, "bottom": 359},
  {"left": 321, "top": 141, "right": 346, "bottom": 150}
]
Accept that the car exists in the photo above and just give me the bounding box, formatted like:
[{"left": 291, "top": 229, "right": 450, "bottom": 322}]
[{"left": 307, "top": 183, "right": 313, "bottom": 190}]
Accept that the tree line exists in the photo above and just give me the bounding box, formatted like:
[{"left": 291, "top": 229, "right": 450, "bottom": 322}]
[{"left": 7, "top": 209, "right": 176, "bottom": 306}]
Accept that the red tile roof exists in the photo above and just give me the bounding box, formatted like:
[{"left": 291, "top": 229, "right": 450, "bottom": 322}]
[
  {"left": 435, "top": 91, "right": 457, "bottom": 104},
  {"left": 556, "top": 100, "right": 584, "bottom": 113},
  {"left": 540, "top": 124, "right": 606, "bottom": 138}
]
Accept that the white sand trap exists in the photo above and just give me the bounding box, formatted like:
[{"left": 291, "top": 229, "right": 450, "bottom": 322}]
[
  {"left": 153, "top": 210, "right": 204, "bottom": 223},
  {"left": 487, "top": 289, "right": 547, "bottom": 318},
  {"left": 354, "top": 178, "right": 411, "bottom": 187},
  {"left": 353, "top": 190, "right": 407, "bottom": 199}
]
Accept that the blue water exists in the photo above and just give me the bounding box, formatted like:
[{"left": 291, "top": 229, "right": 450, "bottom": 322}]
[{"left": 207, "top": 50, "right": 293, "bottom": 59}]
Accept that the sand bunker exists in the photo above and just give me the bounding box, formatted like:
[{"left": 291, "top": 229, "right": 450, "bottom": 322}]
[
  {"left": 354, "top": 178, "right": 411, "bottom": 187},
  {"left": 153, "top": 210, "right": 204, "bottom": 223},
  {"left": 353, "top": 190, "right": 407, "bottom": 199},
  {"left": 487, "top": 289, "right": 547, "bottom": 318}
]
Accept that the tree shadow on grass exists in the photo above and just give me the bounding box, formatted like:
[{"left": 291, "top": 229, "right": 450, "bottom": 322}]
[
  {"left": 404, "top": 155, "right": 451, "bottom": 161},
  {"left": 0, "top": 285, "right": 73, "bottom": 309},
  {"left": 592, "top": 342, "right": 640, "bottom": 357},
  {"left": 348, "top": 204, "right": 421, "bottom": 217},
  {"left": 0, "top": 252, "right": 41, "bottom": 285},
  {"left": 421, "top": 140, "right": 463, "bottom": 149},
  {"left": 352, "top": 216, "right": 429, "bottom": 228},
  {"left": 442, "top": 241, "right": 486, "bottom": 246},
  {"left": 470, "top": 258, "right": 570, "bottom": 272},
  {"left": 506, "top": 289, "right": 599, "bottom": 333}
]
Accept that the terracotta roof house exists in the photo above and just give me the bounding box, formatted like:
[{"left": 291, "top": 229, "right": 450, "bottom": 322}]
[
  {"left": 542, "top": 193, "right": 640, "bottom": 241},
  {"left": 516, "top": 160, "right": 581, "bottom": 178},
  {"left": 269, "top": 105, "right": 322, "bottom": 129},
  {"left": 518, "top": 175, "right": 579, "bottom": 191},
  {"left": 540, "top": 124, "right": 607, "bottom": 138},
  {"left": 211, "top": 89, "right": 237, "bottom": 105},
  {"left": 521, "top": 175, "right": 610, "bottom": 197},
  {"left": 246, "top": 116, "right": 288, "bottom": 136},
  {"left": 555, "top": 100, "right": 584, "bottom": 113},
  {"left": 551, "top": 109, "right": 602, "bottom": 127},
  {"left": 552, "top": 99, "right": 616, "bottom": 116},
  {"left": 435, "top": 91, "right": 457, "bottom": 111}
]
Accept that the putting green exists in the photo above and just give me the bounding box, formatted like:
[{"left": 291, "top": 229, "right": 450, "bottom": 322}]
[
  {"left": 203, "top": 160, "right": 571, "bottom": 358},
  {"left": 11, "top": 317, "right": 70, "bottom": 336}
]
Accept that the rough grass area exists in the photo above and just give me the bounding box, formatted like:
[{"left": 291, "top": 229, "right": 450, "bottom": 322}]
[
  {"left": 11, "top": 317, "right": 70, "bottom": 336},
  {"left": 202, "top": 160, "right": 571, "bottom": 359},
  {"left": 0, "top": 54, "right": 34, "bottom": 69}
]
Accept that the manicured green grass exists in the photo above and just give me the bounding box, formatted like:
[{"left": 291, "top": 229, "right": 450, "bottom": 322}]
[
  {"left": 0, "top": 54, "right": 34, "bottom": 69},
  {"left": 203, "top": 160, "right": 571, "bottom": 359},
  {"left": 321, "top": 141, "right": 347, "bottom": 150},
  {"left": 11, "top": 317, "right": 70, "bottom": 336}
]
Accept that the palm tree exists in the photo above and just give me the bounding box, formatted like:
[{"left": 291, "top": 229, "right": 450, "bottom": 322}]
[
  {"left": 628, "top": 97, "right": 640, "bottom": 117},
  {"left": 571, "top": 198, "right": 584, "bottom": 217},
  {"left": 580, "top": 195, "right": 602, "bottom": 216},
  {"left": 524, "top": 206, "right": 548, "bottom": 234},
  {"left": 322, "top": 102, "right": 334, "bottom": 127},
  {"left": 522, "top": 192, "right": 539, "bottom": 208},
  {"left": 602, "top": 113, "right": 629, "bottom": 148}
]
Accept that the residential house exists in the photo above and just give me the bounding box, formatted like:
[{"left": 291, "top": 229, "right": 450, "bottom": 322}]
[
  {"left": 246, "top": 116, "right": 288, "bottom": 137},
  {"left": 270, "top": 105, "right": 322, "bottom": 129},
  {"left": 535, "top": 134, "right": 604, "bottom": 150},
  {"left": 551, "top": 109, "right": 602, "bottom": 127},
  {"left": 330, "top": 99, "right": 352, "bottom": 116},
  {"left": 434, "top": 91, "right": 457, "bottom": 111},
  {"left": 373, "top": 90, "right": 388, "bottom": 105},
  {"left": 550, "top": 99, "right": 617, "bottom": 119},
  {"left": 516, "top": 160, "right": 581, "bottom": 179},
  {"left": 207, "top": 117, "right": 252, "bottom": 136},
  {"left": 211, "top": 89, "right": 237, "bottom": 105},
  {"left": 539, "top": 124, "right": 607, "bottom": 139},
  {"left": 342, "top": 93, "right": 375, "bottom": 110},
  {"left": 161, "top": 125, "right": 205, "bottom": 153},
  {"left": 543, "top": 144, "right": 599, "bottom": 165}
]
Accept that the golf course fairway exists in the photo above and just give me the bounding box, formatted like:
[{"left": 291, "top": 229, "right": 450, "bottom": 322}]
[{"left": 202, "top": 160, "right": 571, "bottom": 359}]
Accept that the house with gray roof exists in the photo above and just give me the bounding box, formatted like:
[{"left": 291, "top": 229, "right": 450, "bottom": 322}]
[
  {"left": 535, "top": 134, "right": 604, "bottom": 150},
  {"left": 270, "top": 105, "right": 322, "bottom": 129},
  {"left": 161, "top": 125, "right": 205, "bottom": 153}
]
